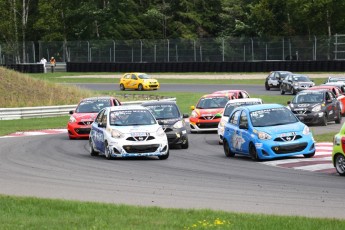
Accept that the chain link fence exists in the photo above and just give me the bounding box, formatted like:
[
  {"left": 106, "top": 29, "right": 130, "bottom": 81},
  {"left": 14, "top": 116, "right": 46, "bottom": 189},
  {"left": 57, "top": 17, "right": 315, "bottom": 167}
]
[{"left": 1, "top": 35, "right": 345, "bottom": 64}]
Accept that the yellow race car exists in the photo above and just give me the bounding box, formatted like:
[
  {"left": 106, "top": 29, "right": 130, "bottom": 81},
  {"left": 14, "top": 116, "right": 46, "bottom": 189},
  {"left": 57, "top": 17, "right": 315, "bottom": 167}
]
[{"left": 119, "top": 73, "right": 160, "bottom": 91}]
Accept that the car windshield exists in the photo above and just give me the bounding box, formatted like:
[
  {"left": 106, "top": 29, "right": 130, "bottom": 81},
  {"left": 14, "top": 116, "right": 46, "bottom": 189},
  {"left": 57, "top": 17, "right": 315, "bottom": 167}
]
[
  {"left": 280, "top": 72, "right": 291, "bottom": 79},
  {"left": 292, "top": 92, "right": 324, "bottom": 103},
  {"left": 109, "top": 109, "right": 156, "bottom": 126},
  {"left": 223, "top": 101, "right": 262, "bottom": 116},
  {"left": 145, "top": 104, "right": 180, "bottom": 119},
  {"left": 292, "top": 75, "right": 311, "bottom": 82},
  {"left": 76, "top": 99, "right": 111, "bottom": 113},
  {"left": 138, "top": 74, "right": 151, "bottom": 79},
  {"left": 197, "top": 96, "right": 229, "bottom": 109},
  {"left": 250, "top": 107, "right": 298, "bottom": 127}
]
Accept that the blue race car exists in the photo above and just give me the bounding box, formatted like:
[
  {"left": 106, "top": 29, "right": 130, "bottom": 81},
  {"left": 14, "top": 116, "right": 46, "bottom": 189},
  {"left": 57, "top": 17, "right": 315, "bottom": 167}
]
[{"left": 222, "top": 104, "right": 315, "bottom": 160}]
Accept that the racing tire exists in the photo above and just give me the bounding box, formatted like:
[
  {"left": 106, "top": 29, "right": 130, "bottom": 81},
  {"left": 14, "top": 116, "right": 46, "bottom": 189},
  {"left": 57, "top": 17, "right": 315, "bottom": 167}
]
[
  {"left": 223, "top": 140, "right": 235, "bottom": 157},
  {"left": 249, "top": 143, "right": 259, "bottom": 161},
  {"left": 158, "top": 150, "right": 169, "bottom": 160},
  {"left": 89, "top": 138, "right": 98, "bottom": 156},
  {"left": 334, "top": 154, "right": 345, "bottom": 176},
  {"left": 335, "top": 110, "right": 342, "bottom": 124},
  {"left": 104, "top": 143, "right": 112, "bottom": 160},
  {"left": 138, "top": 84, "right": 143, "bottom": 91},
  {"left": 303, "top": 151, "right": 315, "bottom": 158},
  {"left": 292, "top": 88, "right": 297, "bottom": 95},
  {"left": 265, "top": 83, "right": 270, "bottom": 90},
  {"left": 120, "top": 83, "right": 125, "bottom": 91},
  {"left": 280, "top": 87, "right": 285, "bottom": 95},
  {"left": 321, "top": 113, "right": 328, "bottom": 126},
  {"left": 181, "top": 138, "right": 189, "bottom": 149}
]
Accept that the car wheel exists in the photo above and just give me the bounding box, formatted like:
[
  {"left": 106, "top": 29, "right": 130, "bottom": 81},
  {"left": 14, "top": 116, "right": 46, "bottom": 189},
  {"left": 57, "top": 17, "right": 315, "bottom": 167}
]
[
  {"left": 181, "top": 138, "right": 189, "bottom": 149},
  {"left": 303, "top": 151, "right": 315, "bottom": 158},
  {"left": 104, "top": 143, "right": 112, "bottom": 160},
  {"left": 223, "top": 140, "right": 235, "bottom": 157},
  {"left": 158, "top": 150, "right": 169, "bottom": 160},
  {"left": 89, "top": 138, "right": 98, "bottom": 156},
  {"left": 265, "top": 83, "right": 270, "bottom": 90},
  {"left": 249, "top": 143, "right": 259, "bottom": 161},
  {"left": 280, "top": 86, "right": 285, "bottom": 95},
  {"left": 321, "top": 113, "right": 328, "bottom": 126},
  {"left": 120, "top": 83, "right": 125, "bottom": 91},
  {"left": 335, "top": 110, "right": 342, "bottom": 124},
  {"left": 292, "top": 88, "right": 297, "bottom": 95},
  {"left": 138, "top": 84, "right": 143, "bottom": 91},
  {"left": 335, "top": 154, "right": 345, "bottom": 176}
]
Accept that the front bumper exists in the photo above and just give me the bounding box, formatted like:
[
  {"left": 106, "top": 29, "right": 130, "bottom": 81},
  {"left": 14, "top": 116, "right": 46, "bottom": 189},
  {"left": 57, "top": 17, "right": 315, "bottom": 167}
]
[
  {"left": 108, "top": 138, "right": 169, "bottom": 158},
  {"left": 165, "top": 128, "right": 188, "bottom": 146},
  {"left": 189, "top": 118, "right": 220, "bottom": 132},
  {"left": 67, "top": 123, "right": 91, "bottom": 138},
  {"left": 252, "top": 136, "right": 315, "bottom": 160},
  {"left": 293, "top": 111, "right": 324, "bottom": 125}
]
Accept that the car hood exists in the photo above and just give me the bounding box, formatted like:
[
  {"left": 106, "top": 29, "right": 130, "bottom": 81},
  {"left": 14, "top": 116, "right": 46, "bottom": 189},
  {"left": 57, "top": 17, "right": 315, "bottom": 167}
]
[
  {"left": 254, "top": 122, "right": 304, "bottom": 134},
  {"left": 73, "top": 113, "right": 98, "bottom": 121},
  {"left": 157, "top": 118, "right": 180, "bottom": 126},
  {"left": 194, "top": 108, "right": 224, "bottom": 116},
  {"left": 111, "top": 124, "right": 161, "bottom": 134},
  {"left": 289, "top": 103, "right": 322, "bottom": 110}
]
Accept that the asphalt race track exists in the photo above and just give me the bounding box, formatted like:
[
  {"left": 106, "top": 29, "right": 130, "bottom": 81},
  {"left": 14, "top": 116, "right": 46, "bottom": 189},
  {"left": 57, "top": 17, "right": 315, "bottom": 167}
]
[{"left": 1, "top": 83, "right": 345, "bottom": 219}]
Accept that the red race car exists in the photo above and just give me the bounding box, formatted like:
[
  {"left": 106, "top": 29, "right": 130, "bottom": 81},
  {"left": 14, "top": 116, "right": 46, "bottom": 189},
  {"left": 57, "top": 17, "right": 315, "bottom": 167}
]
[
  {"left": 308, "top": 85, "right": 345, "bottom": 116},
  {"left": 67, "top": 96, "right": 121, "bottom": 139},
  {"left": 212, "top": 89, "right": 250, "bottom": 99},
  {"left": 189, "top": 93, "right": 233, "bottom": 133}
]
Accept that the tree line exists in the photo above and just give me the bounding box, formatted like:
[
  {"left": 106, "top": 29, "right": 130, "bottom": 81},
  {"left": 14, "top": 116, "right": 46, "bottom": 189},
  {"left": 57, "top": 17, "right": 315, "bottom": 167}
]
[{"left": 1, "top": 0, "right": 345, "bottom": 55}]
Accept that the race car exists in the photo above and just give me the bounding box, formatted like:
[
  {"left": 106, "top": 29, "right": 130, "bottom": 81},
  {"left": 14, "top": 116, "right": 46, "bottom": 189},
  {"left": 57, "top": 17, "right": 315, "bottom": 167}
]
[
  {"left": 212, "top": 90, "right": 250, "bottom": 99},
  {"left": 218, "top": 98, "right": 263, "bottom": 144},
  {"left": 89, "top": 105, "right": 169, "bottom": 160},
  {"left": 222, "top": 104, "right": 315, "bottom": 160},
  {"left": 67, "top": 96, "right": 121, "bottom": 139},
  {"left": 119, "top": 72, "right": 160, "bottom": 91},
  {"left": 189, "top": 93, "right": 231, "bottom": 133},
  {"left": 265, "top": 71, "right": 292, "bottom": 90},
  {"left": 280, "top": 74, "right": 315, "bottom": 95},
  {"left": 287, "top": 89, "right": 342, "bottom": 126},
  {"left": 332, "top": 122, "right": 345, "bottom": 176}
]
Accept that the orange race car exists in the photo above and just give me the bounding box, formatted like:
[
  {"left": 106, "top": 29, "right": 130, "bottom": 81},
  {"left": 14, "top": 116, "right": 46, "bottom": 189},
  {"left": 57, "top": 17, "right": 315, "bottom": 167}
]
[{"left": 189, "top": 93, "right": 234, "bottom": 133}]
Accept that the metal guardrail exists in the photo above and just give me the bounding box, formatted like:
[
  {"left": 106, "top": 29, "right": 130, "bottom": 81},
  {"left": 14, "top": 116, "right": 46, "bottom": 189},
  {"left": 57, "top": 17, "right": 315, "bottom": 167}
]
[{"left": 0, "top": 98, "right": 176, "bottom": 120}]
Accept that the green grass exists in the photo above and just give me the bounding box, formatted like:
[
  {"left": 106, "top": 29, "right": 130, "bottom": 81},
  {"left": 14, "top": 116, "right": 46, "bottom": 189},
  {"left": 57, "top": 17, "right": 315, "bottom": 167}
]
[{"left": 1, "top": 195, "right": 344, "bottom": 229}]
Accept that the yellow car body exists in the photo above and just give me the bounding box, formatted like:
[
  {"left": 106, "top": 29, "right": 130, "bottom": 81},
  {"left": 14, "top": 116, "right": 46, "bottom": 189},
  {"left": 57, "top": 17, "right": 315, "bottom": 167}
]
[{"left": 119, "top": 73, "right": 160, "bottom": 91}]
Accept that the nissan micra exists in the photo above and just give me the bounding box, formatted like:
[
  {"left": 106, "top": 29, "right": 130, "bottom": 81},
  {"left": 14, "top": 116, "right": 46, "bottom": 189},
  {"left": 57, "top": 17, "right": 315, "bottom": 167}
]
[
  {"left": 222, "top": 104, "right": 315, "bottom": 160},
  {"left": 89, "top": 105, "right": 169, "bottom": 160}
]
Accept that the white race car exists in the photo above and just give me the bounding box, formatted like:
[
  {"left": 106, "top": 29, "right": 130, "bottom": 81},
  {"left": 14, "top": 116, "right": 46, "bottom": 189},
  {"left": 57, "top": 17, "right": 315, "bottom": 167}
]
[
  {"left": 217, "top": 98, "right": 263, "bottom": 144},
  {"left": 89, "top": 105, "right": 169, "bottom": 160}
]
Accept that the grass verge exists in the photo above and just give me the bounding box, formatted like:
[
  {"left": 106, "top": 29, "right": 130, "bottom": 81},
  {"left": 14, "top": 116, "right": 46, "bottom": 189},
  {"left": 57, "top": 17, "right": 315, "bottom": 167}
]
[{"left": 1, "top": 195, "right": 344, "bottom": 229}]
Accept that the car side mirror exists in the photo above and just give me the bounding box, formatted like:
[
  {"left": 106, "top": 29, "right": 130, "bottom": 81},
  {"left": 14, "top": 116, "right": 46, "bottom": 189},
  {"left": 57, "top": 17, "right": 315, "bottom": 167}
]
[
  {"left": 182, "top": 113, "right": 189, "bottom": 118},
  {"left": 190, "top": 105, "right": 195, "bottom": 110},
  {"left": 69, "top": 110, "right": 74, "bottom": 115},
  {"left": 287, "top": 101, "right": 291, "bottom": 105},
  {"left": 215, "top": 113, "right": 222, "bottom": 118},
  {"left": 98, "top": 123, "right": 106, "bottom": 128}
]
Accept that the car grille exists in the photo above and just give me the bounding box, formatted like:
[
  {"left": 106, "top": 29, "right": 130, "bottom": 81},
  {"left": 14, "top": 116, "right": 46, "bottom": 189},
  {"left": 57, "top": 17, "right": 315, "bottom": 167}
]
[
  {"left": 200, "top": 115, "right": 217, "bottom": 120},
  {"left": 122, "top": 144, "right": 160, "bottom": 153},
  {"left": 126, "top": 136, "right": 155, "bottom": 141},
  {"left": 77, "top": 121, "right": 93, "bottom": 125},
  {"left": 193, "top": 122, "right": 219, "bottom": 129},
  {"left": 271, "top": 142, "right": 308, "bottom": 154},
  {"left": 273, "top": 135, "right": 302, "bottom": 142},
  {"left": 149, "top": 84, "right": 159, "bottom": 88},
  {"left": 74, "top": 128, "right": 91, "bottom": 134},
  {"left": 292, "top": 110, "right": 311, "bottom": 115}
]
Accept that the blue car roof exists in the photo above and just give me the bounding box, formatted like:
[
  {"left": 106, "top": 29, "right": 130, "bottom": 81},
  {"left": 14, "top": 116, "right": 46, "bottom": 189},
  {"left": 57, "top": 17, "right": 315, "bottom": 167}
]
[{"left": 240, "top": 103, "right": 284, "bottom": 112}]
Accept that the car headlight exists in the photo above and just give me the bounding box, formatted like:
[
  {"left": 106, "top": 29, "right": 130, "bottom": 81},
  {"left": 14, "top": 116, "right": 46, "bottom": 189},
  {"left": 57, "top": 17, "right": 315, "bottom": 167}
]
[
  {"left": 111, "top": 129, "right": 124, "bottom": 138},
  {"left": 334, "top": 135, "right": 341, "bottom": 145},
  {"left": 293, "top": 83, "right": 299, "bottom": 86},
  {"left": 312, "top": 105, "right": 322, "bottom": 112},
  {"left": 69, "top": 116, "right": 76, "bottom": 123},
  {"left": 191, "top": 110, "right": 198, "bottom": 118},
  {"left": 254, "top": 129, "right": 271, "bottom": 140},
  {"left": 173, "top": 120, "right": 184, "bottom": 129},
  {"left": 156, "top": 126, "right": 166, "bottom": 136},
  {"left": 303, "top": 125, "right": 310, "bottom": 135}
]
